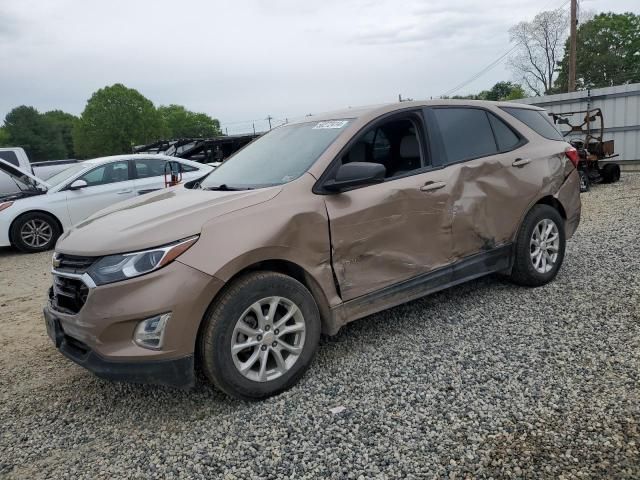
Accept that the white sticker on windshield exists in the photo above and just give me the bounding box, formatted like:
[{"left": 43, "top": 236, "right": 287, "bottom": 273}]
[{"left": 313, "top": 120, "right": 349, "bottom": 130}]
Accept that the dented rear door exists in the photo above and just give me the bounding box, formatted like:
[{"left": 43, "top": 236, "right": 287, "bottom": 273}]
[
  {"left": 324, "top": 172, "right": 453, "bottom": 301},
  {"left": 424, "top": 106, "right": 546, "bottom": 261}
]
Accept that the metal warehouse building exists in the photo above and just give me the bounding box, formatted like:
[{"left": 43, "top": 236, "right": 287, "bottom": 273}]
[{"left": 517, "top": 82, "right": 640, "bottom": 163}]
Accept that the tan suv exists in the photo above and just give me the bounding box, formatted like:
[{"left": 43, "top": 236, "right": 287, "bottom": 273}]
[{"left": 44, "top": 100, "right": 581, "bottom": 399}]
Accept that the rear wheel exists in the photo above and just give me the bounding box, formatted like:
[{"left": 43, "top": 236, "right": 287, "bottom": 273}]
[
  {"left": 601, "top": 163, "right": 621, "bottom": 184},
  {"left": 578, "top": 170, "right": 590, "bottom": 192},
  {"left": 199, "top": 271, "right": 321, "bottom": 400},
  {"left": 509, "top": 205, "right": 565, "bottom": 287},
  {"left": 10, "top": 212, "right": 61, "bottom": 253}
]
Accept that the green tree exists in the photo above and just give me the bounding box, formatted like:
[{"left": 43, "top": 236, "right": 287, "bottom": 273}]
[
  {"left": 484, "top": 81, "right": 526, "bottom": 101},
  {"left": 451, "top": 81, "right": 526, "bottom": 101},
  {"left": 3, "top": 106, "right": 67, "bottom": 161},
  {"left": 555, "top": 12, "right": 640, "bottom": 91},
  {"left": 43, "top": 110, "right": 78, "bottom": 158},
  {"left": 0, "top": 127, "right": 9, "bottom": 146},
  {"left": 158, "top": 104, "right": 221, "bottom": 138},
  {"left": 73, "top": 84, "right": 166, "bottom": 158}
]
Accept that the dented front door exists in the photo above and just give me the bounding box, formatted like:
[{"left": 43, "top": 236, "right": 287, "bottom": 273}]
[{"left": 325, "top": 173, "right": 453, "bottom": 301}]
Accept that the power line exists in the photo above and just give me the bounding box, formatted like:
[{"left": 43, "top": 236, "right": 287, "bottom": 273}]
[{"left": 440, "top": 0, "right": 570, "bottom": 98}]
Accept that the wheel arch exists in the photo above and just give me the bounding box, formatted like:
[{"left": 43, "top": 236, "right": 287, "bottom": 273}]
[
  {"left": 195, "top": 258, "right": 336, "bottom": 355},
  {"left": 535, "top": 195, "right": 567, "bottom": 220},
  {"left": 8, "top": 209, "right": 64, "bottom": 246}
]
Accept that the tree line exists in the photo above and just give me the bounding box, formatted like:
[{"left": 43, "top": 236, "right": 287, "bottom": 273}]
[
  {"left": 451, "top": 11, "right": 638, "bottom": 99},
  {"left": 509, "top": 11, "right": 639, "bottom": 95},
  {"left": 0, "top": 84, "right": 221, "bottom": 161}
]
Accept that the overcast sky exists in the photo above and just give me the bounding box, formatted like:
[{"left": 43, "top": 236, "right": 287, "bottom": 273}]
[{"left": 1, "top": 0, "right": 637, "bottom": 133}]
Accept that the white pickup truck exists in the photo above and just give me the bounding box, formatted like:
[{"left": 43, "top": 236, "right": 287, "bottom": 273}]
[{"left": 0, "top": 148, "right": 79, "bottom": 194}]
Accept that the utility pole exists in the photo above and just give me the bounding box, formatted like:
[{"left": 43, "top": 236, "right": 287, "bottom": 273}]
[
  {"left": 568, "top": 0, "right": 577, "bottom": 92},
  {"left": 266, "top": 115, "right": 273, "bottom": 130}
]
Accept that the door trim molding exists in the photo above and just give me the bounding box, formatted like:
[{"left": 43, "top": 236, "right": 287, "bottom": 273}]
[{"left": 330, "top": 244, "right": 512, "bottom": 329}]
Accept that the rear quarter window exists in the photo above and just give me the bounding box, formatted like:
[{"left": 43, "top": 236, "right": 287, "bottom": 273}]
[{"left": 501, "top": 107, "right": 564, "bottom": 141}]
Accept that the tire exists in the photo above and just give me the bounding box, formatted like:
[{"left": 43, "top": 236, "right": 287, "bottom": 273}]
[
  {"left": 601, "top": 163, "right": 621, "bottom": 184},
  {"left": 10, "top": 212, "right": 61, "bottom": 253},
  {"left": 199, "top": 271, "right": 321, "bottom": 400},
  {"left": 509, "top": 205, "right": 566, "bottom": 287},
  {"left": 578, "top": 170, "right": 590, "bottom": 192}
]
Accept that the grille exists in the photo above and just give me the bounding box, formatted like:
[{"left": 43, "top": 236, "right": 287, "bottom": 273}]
[
  {"left": 55, "top": 254, "right": 96, "bottom": 274},
  {"left": 50, "top": 275, "right": 89, "bottom": 314}
]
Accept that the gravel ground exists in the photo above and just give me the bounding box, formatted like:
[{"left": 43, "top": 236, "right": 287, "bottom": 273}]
[{"left": 1, "top": 176, "right": 639, "bottom": 479}]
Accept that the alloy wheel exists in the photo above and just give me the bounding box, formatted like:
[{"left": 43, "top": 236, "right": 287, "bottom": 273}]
[
  {"left": 231, "top": 296, "right": 306, "bottom": 382},
  {"left": 530, "top": 218, "right": 560, "bottom": 274},
  {"left": 20, "top": 219, "right": 53, "bottom": 248}
]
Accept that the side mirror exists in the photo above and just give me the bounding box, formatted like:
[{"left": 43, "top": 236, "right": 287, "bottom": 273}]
[
  {"left": 323, "top": 162, "right": 386, "bottom": 192},
  {"left": 69, "top": 179, "right": 88, "bottom": 190}
]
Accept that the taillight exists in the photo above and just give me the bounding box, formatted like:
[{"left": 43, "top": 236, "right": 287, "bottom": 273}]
[{"left": 565, "top": 146, "right": 579, "bottom": 168}]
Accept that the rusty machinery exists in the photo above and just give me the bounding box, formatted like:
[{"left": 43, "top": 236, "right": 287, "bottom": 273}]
[{"left": 550, "top": 108, "right": 621, "bottom": 192}]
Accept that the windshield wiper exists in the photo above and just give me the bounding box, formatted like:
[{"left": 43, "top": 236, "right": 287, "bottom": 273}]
[{"left": 204, "top": 184, "right": 253, "bottom": 191}]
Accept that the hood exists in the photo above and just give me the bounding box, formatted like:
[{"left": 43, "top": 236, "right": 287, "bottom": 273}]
[
  {"left": 0, "top": 158, "right": 50, "bottom": 192},
  {"left": 56, "top": 185, "right": 282, "bottom": 256}
]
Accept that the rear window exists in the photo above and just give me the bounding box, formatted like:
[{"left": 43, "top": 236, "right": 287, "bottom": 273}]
[
  {"left": 0, "top": 151, "right": 19, "bottom": 166},
  {"left": 501, "top": 107, "right": 564, "bottom": 141},
  {"left": 431, "top": 108, "right": 497, "bottom": 164}
]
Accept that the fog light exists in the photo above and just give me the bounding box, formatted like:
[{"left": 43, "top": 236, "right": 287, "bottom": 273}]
[{"left": 134, "top": 313, "right": 171, "bottom": 350}]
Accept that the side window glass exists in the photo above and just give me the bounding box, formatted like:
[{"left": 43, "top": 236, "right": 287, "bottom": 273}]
[
  {"left": 80, "top": 161, "right": 130, "bottom": 186},
  {"left": 488, "top": 113, "right": 521, "bottom": 151},
  {"left": 431, "top": 108, "right": 497, "bottom": 164},
  {"left": 0, "top": 151, "right": 19, "bottom": 166},
  {"left": 341, "top": 117, "right": 424, "bottom": 179},
  {"left": 135, "top": 159, "right": 167, "bottom": 179}
]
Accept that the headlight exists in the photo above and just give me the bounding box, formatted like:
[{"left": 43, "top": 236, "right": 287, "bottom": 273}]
[{"left": 87, "top": 236, "right": 198, "bottom": 285}]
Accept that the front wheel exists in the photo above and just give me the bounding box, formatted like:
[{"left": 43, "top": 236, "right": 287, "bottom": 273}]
[
  {"left": 509, "top": 205, "right": 566, "bottom": 287},
  {"left": 10, "top": 212, "right": 61, "bottom": 253},
  {"left": 199, "top": 271, "right": 321, "bottom": 400}
]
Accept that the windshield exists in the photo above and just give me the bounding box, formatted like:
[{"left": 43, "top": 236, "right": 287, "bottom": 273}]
[
  {"left": 45, "top": 164, "right": 88, "bottom": 187},
  {"left": 200, "top": 120, "right": 352, "bottom": 189}
]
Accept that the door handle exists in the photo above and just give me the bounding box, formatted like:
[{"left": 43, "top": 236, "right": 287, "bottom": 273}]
[
  {"left": 117, "top": 189, "right": 133, "bottom": 194},
  {"left": 420, "top": 181, "right": 446, "bottom": 192},
  {"left": 512, "top": 158, "right": 531, "bottom": 167}
]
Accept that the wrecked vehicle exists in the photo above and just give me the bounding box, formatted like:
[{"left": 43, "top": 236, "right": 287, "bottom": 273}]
[
  {"left": 45, "top": 100, "right": 581, "bottom": 399},
  {"left": 549, "top": 108, "right": 621, "bottom": 192},
  {"left": 0, "top": 155, "right": 212, "bottom": 252},
  {"left": 0, "top": 147, "right": 79, "bottom": 195}
]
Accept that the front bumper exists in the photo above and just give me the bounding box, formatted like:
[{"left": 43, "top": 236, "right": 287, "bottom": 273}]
[
  {"left": 45, "top": 307, "right": 194, "bottom": 388},
  {"left": 45, "top": 259, "right": 225, "bottom": 388}
]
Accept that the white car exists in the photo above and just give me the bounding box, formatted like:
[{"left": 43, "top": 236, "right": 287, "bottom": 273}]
[{"left": 0, "top": 154, "right": 213, "bottom": 252}]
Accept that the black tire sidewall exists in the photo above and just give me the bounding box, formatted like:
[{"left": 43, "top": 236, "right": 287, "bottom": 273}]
[
  {"left": 10, "top": 212, "right": 61, "bottom": 253},
  {"left": 602, "top": 164, "right": 620, "bottom": 183},
  {"left": 513, "top": 205, "right": 566, "bottom": 286},
  {"left": 579, "top": 170, "right": 590, "bottom": 192},
  {"left": 201, "top": 273, "right": 321, "bottom": 400}
]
